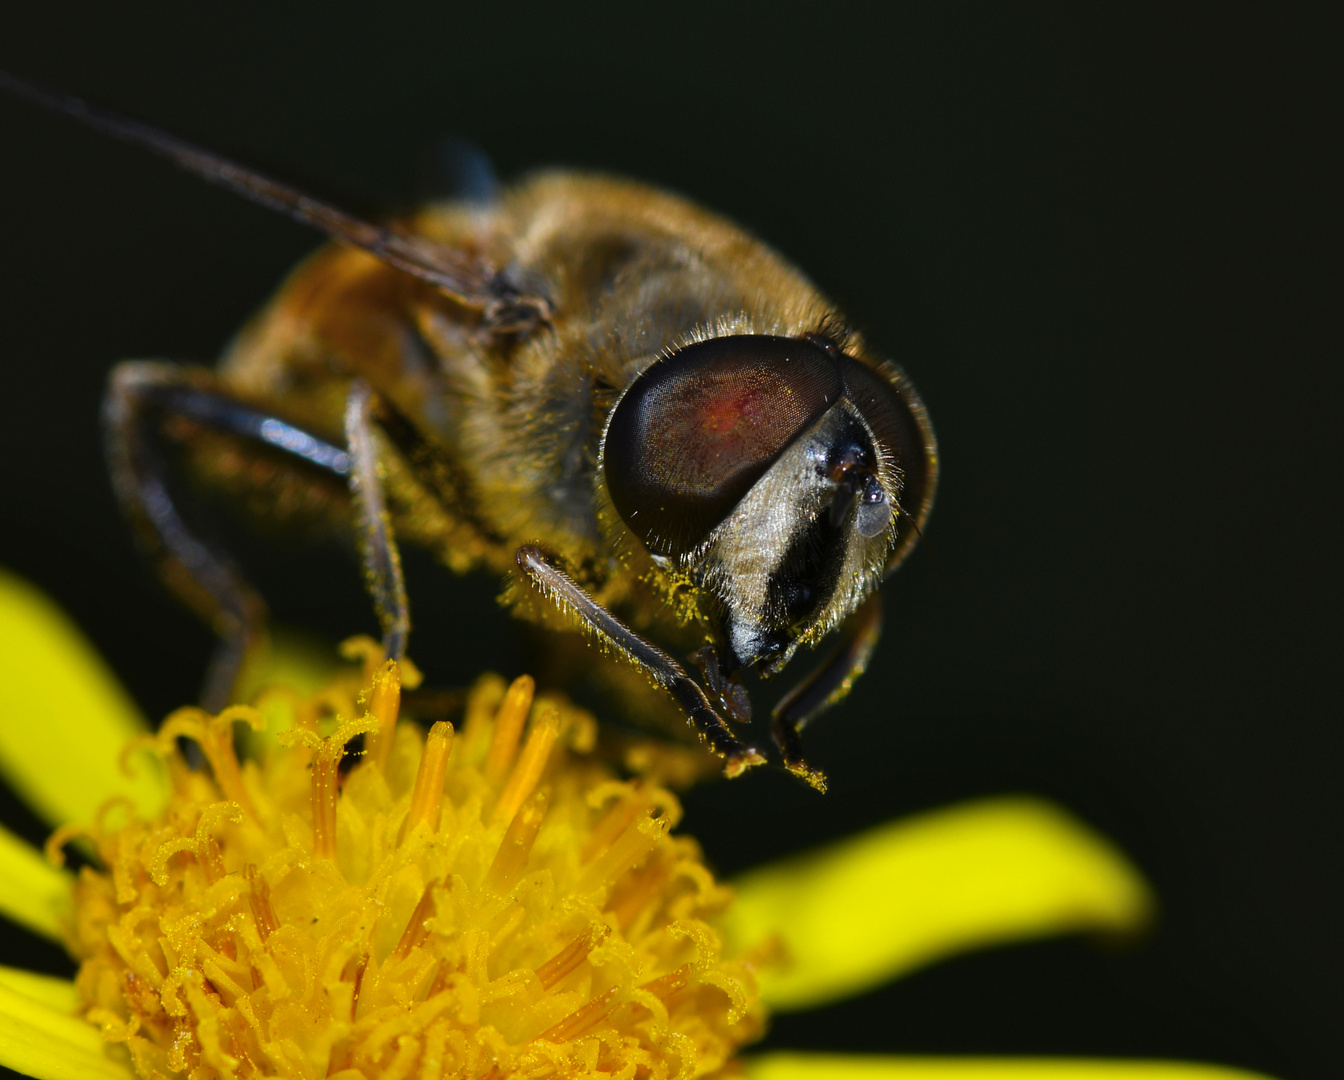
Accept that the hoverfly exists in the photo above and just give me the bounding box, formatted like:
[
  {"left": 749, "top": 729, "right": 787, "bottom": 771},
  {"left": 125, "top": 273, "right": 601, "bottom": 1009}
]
[{"left": 3, "top": 72, "right": 937, "bottom": 790}]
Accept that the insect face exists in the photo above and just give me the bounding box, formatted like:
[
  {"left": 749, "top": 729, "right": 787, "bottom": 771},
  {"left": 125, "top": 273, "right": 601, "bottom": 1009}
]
[{"left": 602, "top": 334, "right": 926, "bottom": 680}]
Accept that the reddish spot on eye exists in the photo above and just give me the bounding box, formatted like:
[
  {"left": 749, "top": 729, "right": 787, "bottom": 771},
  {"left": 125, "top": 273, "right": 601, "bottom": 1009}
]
[
  {"left": 698, "top": 381, "right": 774, "bottom": 445},
  {"left": 643, "top": 367, "right": 811, "bottom": 496},
  {"left": 605, "top": 336, "right": 843, "bottom": 557},
  {"left": 698, "top": 385, "right": 763, "bottom": 436}
]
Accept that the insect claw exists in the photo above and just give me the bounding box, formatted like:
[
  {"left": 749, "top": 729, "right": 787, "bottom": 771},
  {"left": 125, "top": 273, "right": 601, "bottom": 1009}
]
[
  {"left": 785, "top": 760, "right": 828, "bottom": 794},
  {"left": 723, "top": 749, "right": 766, "bottom": 779}
]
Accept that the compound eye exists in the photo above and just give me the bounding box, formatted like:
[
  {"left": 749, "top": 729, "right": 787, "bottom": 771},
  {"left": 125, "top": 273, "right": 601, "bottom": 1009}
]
[
  {"left": 604, "top": 335, "right": 843, "bottom": 558},
  {"left": 837, "top": 355, "right": 936, "bottom": 544}
]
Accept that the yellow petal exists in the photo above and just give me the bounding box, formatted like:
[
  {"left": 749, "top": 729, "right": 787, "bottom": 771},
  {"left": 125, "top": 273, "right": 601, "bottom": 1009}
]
[
  {"left": 726, "top": 797, "right": 1154, "bottom": 1011},
  {"left": 0, "top": 569, "right": 166, "bottom": 825},
  {"left": 746, "top": 1053, "right": 1278, "bottom": 1080},
  {"left": 0, "top": 976, "right": 133, "bottom": 1080},
  {"left": 0, "top": 967, "right": 79, "bottom": 1014},
  {"left": 0, "top": 822, "right": 71, "bottom": 941}
]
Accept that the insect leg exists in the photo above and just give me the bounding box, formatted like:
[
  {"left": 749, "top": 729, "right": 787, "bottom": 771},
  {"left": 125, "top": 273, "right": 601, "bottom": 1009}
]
[
  {"left": 105, "top": 362, "right": 349, "bottom": 709},
  {"left": 344, "top": 381, "right": 410, "bottom": 661},
  {"left": 514, "top": 545, "right": 766, "bottom": 778},
  {"left": 363, "top": 390, "right": 502, "bottom": 546},
  {"left": 770, "top": 593, "right": 884, "bottom": 792}
]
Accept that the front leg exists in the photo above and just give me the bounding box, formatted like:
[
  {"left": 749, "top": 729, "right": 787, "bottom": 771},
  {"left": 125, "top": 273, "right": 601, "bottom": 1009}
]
[
  {"left": 769, "top": 593, "right": 884, "bottom": 792},
  {"left": 105, "top": 362, "right": 319, "bottom": 710},
  {"left": 514, "top": 546, "right": 765, "bottom": 778},
  {"left": 104, "top": 363, "right": 412, "bottom": 709},
  {"left": 344, "top": 381, "right": 410, "bottom": 661}
]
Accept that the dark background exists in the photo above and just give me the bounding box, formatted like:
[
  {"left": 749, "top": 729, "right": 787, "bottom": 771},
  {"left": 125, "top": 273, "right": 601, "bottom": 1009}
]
[{"left": 0, "top": 5, "right": 1338, "bottom": 1079}]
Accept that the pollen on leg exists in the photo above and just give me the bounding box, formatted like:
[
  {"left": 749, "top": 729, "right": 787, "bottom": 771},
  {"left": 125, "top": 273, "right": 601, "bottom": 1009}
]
[{"left": 65, "top": 658, "right": 765, "bottom": 1080}]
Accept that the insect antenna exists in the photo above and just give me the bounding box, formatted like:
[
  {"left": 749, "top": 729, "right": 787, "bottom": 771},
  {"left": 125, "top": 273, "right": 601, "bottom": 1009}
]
[{"left": 0, "top": 68, "right": 548, "bottom": 326}]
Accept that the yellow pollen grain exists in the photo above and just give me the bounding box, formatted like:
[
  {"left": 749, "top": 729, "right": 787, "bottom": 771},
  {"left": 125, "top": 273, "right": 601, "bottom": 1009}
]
[
  {"left": 398, "top": 720, "right": 453, "bottom": 842},
  {"left": 484, "top": 674, "right": 535, "bottom": 784}
]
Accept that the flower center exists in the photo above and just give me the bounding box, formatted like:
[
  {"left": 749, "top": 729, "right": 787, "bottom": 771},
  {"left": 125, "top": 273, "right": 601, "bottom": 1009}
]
[{"left": 62, "top": 643, "right": 763, "bottom": 1080}]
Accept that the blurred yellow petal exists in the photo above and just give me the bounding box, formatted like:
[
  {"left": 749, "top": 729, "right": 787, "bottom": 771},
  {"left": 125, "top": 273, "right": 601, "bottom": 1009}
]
[
  {"left": 726, "top": 797, "right": 1154, "bottom": 1011},
  {"left": 0, "top": 821, "right": 72, "bottom": 941},
  {"left": 0, "top": 569, "right": 166, "bottom": 825},
  {"left": 0, "top": 966, "right": 79, "bottom": 1014},
  {"left": 235, "top": 625, "right": 343, "bottom": 704},
  {"left": 746, "top": 1053, "right": 1276, "bottom": 1080},
  {"left": 0, "top": 977, "right": 133, "bottom": 1080}
]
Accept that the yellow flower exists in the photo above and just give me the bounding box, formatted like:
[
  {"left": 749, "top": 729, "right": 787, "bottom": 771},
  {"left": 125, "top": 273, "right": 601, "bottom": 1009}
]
[{"left": 0, "top": 569, "right": 1274, "bottom": 1080}]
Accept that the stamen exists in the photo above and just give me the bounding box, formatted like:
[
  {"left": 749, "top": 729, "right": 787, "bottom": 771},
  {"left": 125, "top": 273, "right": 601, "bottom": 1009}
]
[
  {"left": 390, "top": 879, "right": 441, "bottom": 962},
  {"left": 244, "top": 864, "right": 278, "bottom": 941},
  {"left": 458, "top": 673, "right": 507, "bottom": 765},
  {"left": 398, "top": 721, "right": 453, "bottom": 842},
  {"left": 483, "top": 788, "right": 549, "bottom": 895},
  {"left": 200, "top": 835, "right": 226, "bottom": 883},
  {"left": 493, "top": 706, "right": 559, "bottom": 826},
  {"left": 580, "top": 785, "right": 650, "bottom": 861},
  {"left": 607, "top": 859, "right": 673, "bottom": 932},
  {"left": 640, "top": 963, "right": 691, "bottom": 1002},
  {"left": 484, "top": 674, "right": 535, "bottom": 784},
  {"left": 364, "top": 659, "right": 402, "bottom": 772},
  {"left": 534, "top": 922, "right": 612, "bottom": 990},
  {"left": 204, "top": 709, "right": 260, "bottom": 818},
  {"left": 286, "top": 712, "right": 379, "bottom": 863},
  {"left": 629, "top": 963, "right": 695, "bottom": 1032},
  {"left": 537, "top": 986, "right": 619, "bottom": 1044},
  {"left": 349, "top": 953, "right": 369, "bottom": 1020},
  {"left": 575, "top": 812, "right": 667, "bottom": 897},
  {"left": 311, "top": 746, "right": 340, "bottom": 861},
  {"left": 147, "top": 803, "right": 242, "bottom": 886},
  {"left": 340, "top": 634, "right": 385, "bottom": 674},
  {"left": 159, "top": 706, "right": 264, "bottom": 820},
  {"left": 43, "top": 823, "right": 94, "bottom": 867}
]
